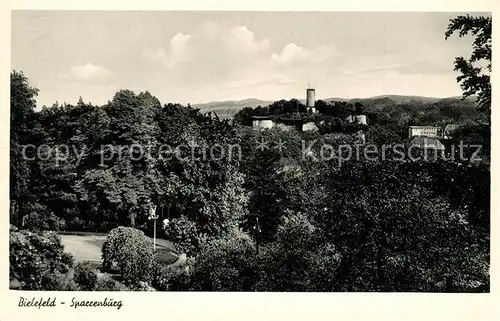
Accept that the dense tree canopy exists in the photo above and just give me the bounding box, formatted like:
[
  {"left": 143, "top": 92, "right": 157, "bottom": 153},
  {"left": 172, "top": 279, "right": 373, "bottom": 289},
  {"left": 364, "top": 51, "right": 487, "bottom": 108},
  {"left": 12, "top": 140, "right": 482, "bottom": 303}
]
[{"left": 445, "top": 14, "right": 491, "bottom": 112}]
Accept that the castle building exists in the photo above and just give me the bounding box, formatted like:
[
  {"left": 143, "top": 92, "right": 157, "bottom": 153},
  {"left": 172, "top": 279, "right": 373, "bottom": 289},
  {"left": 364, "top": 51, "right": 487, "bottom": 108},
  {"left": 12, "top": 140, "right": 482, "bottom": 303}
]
[{"left": 252, "top": 86, "right": 369, "bottom": 138}]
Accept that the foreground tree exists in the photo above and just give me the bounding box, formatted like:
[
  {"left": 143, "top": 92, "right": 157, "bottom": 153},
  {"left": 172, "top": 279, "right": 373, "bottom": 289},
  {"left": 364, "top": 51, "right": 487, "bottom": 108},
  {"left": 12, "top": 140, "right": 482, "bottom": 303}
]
[
  {"left": 445, "top": 14, "right": 491, "bottom": 112},
  {"left": 101, "top": 226, "right": 156, "bottom": 287},
  {"left": 156, "top": 104, "right": 248, "bottom": 254},
  {"left": 75, "top": 90, "right": 162, "bottom": 228},
  {"left": 9, "top": 225, "right": 73, "bottom": 290},
  {"left": 190, "top": 229, "right": 258, "bottom": 291},
  {"left": 10, "top": 71, "right": 38, "bottom": 227},
  {"left": 315, "top": 159, "right": 489, "bottom": 292},
  {"left": 254, "top": 213, "right": 342, "bottom": 292}
]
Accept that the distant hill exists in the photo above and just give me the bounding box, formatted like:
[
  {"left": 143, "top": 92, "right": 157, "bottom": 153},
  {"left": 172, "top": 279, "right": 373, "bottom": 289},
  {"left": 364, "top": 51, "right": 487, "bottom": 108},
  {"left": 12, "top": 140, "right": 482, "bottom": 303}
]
[
  {"left": 344, "top": 94, "right": 477, "bottom": 105},
  {"left": 192, "top": 98, "right": 273, "bottom": 119},
  {"left": 192, "top": 95, "right": 477, "bottom": 119},
  {"left": 353, "top": 95, "right": 442, "bottom": 104},
  {"left": 193, "top": 98, "right": 273, "bottom": 110}
]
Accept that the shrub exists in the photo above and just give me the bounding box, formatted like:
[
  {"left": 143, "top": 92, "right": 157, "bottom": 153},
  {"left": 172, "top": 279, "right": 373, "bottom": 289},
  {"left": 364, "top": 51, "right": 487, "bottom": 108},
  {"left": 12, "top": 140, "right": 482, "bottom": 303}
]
[
  {"left": 152, "top": 258, "right": 193, "bottom": 291},
  {"left": 190, "top": 229, "right": 257, "bottom": 291},
  {"left": 58, "top": 269, "right": 80, "bottom": 291},
  {"left": 164, "top": 216, "right": 199, "bottom": 256},
  {"left": 66, "top": 217, "right": 96, "bottom": 232},
  {"left": 134, "top": 281, "right": 156, "bottom": 291},
  {"left": 9, "top": 225, "right": 74, "bottom": 290},
  {"left": 95, "top": 275, "right": 129, "bottom": 291},
  {"left": 23, "top": 207, "right": 66, "bottom": 232},
  {"left": 252, "top": 213, "right": 332, "bottom": 291},
  {"left": 74, "top": 261, "right": 98, "bottom": 290},
  {"left": 101, "top": 226, "right": 156, "bottom": 287}
]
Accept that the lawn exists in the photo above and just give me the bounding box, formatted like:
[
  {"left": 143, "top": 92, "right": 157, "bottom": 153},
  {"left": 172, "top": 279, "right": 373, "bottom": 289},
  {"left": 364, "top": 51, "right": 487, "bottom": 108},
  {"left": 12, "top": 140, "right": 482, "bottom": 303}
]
[{"left": 59, "top": 232, "right": 179, "bottom": 265}]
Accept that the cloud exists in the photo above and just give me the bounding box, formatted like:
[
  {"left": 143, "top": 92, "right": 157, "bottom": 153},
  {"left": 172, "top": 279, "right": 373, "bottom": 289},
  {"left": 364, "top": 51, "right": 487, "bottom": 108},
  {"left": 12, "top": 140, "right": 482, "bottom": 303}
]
[
  {"left": 225, "top": 26, "right": 270, "bottom": 55},
  {"left": 271, "top": 43, "right": 336, "bottom": 65},
  {"left": 271, "top": 43, "right": 311, "bottom": 65},
  {"left": 69, "top": 62, "right": 111, "bottom": 80},
  {"left": 142, "top": 22, "right": 278, "bottom": 89},
  {"left": 142, "top": 32, "right": 191, "bottom": 69},
  {"left": 142, "top": 24, "right": 270, "bottom": 71},
  {"left": 141, "top": 22, "right": 336, "bottom": 96}
]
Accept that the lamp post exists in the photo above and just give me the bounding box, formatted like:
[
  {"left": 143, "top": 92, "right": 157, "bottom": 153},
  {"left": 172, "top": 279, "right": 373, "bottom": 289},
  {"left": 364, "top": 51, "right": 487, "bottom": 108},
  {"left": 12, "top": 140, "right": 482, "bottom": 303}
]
[
  {"left": 255, "top": 217, "right": 261, "bottom": 255},
  {"left": 149, "top": 204, "right": 158, "bottom": 251}
]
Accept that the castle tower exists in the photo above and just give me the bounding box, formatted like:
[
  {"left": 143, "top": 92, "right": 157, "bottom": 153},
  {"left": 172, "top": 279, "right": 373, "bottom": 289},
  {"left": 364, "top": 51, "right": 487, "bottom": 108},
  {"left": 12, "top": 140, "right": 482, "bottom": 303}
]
[{"left": 306, "top": 88, "right": 316, "bottom": 113}]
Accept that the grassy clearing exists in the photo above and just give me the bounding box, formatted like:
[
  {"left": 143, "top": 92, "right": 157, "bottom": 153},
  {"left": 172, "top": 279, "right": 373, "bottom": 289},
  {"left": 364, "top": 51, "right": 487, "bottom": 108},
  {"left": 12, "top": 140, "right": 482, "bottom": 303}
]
[{"left": 59, "top": 233, "right": 178, "bottom": 265}]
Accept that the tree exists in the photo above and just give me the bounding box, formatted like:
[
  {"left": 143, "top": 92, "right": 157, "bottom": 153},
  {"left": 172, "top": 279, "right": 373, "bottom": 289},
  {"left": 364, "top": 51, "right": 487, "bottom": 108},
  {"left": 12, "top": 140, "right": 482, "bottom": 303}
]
[
  {"left": 268, "top": 99, "right": 307, "bottom": 115},
  {"left": 366, "top": 124, "right": 403, "bottom": 146},
  {"left": 26, "top": 103, "right": 96, "bottom": 231},
  {"left": 9, "top": 225, "right": 73, "bottom": 290},
  {"left": 242, "top": 146, "right": 290, "bottom": 243},
  {"left": 10, "top": 71, "right": 38, "bottom": 227},
  {"left": 445, "top": 14, "right": 491, "bottom": 112},
  {"left": 313, "top": 158, "right": 489, "bottom": 291},
  {"left": 233, "top": 107, "right": 255, "bottom": 126},
  {"left": 75, "top": 90, "right": 162, "bottom": 228},
  {"left": 190, "top": 229, "right": 258, "bottom": 291},
  {"left": 164, "top": 215, "right": 199, "bottom": 256},
  {"left": 101, "top": 226, "right": 156, "bottom": 287},
  {"left": 253, "top": 213, "right": 342, "bottom": 291},
  {"left": 10, "top": 71, "right": 38, "bottom": 141},
  {"left": 156, "top": 104, "right": 248, "bottom": 249},
  {"left": 314, "top": 99, "right": 330, "bottom": 114},
  {"left": 354, "top": 102, "right": 365, "bottom": 115}
]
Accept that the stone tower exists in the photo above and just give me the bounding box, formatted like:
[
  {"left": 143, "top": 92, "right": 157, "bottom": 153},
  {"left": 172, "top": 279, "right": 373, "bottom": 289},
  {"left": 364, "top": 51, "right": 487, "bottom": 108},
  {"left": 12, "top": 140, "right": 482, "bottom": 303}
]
[{"left": 306, "top": 88, "right": 315, "bottom": 113}]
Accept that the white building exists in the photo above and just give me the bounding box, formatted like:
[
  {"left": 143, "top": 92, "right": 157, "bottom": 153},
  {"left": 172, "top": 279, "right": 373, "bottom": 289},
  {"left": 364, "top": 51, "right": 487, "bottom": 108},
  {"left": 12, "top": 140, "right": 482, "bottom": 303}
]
[
  {"left": 345, "top": 115, "right": 368, "bottom": 125},
  {"left": 302, "top": 122, "right": 319, "bottom": 132},
  {"left": 354, "top": 115, "right": 367, "bottom": 125},
  {"left": 252, "top": 116, "right": 274, "bottom": 129},
  {"left": 410, "top": 137, "right": 445, "bottom": 151},
  {"left": 408, "top": 126, "right": 439, "bottom": 138}
]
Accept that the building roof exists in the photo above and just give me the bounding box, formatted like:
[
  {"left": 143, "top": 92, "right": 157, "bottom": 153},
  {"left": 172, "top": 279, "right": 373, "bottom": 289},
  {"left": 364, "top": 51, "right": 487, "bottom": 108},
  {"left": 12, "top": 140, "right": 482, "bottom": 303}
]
[
  {"left": 410, "top": 137, "right": 445, "bottom": 150},
  {"left": 252, "top": 115, "right": 273, "bottom": 120},
  {"left": 409, "top": 125, "right": 438, "bottom": 129}
]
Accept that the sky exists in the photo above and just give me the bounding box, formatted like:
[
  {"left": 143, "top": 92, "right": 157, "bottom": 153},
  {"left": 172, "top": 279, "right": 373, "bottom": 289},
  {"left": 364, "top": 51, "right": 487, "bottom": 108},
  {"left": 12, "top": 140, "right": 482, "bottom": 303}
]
[{"left": 11, "top": 11, "right": 484, "bottom": 107}]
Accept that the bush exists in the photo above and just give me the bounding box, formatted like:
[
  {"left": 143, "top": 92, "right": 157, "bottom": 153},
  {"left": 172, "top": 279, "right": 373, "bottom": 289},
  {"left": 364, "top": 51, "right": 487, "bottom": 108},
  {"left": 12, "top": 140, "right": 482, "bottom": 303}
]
[
  {"left": 66, "top": 217, "right": 96, "bottom": 232},
  {"left": 190, "top": 229, "right": 257, "bottom": 291},
  {"left": 23, "top": 206, "right": 66, "bottom": 232},
  {"left": 10, "top": 225, "right": 74, "bottom": 290},
  {"left": 152, "top": 259, "right": 193, "bottom": 291},
  {"left": 95, "top": 275, "right": 129, "bottom": 291},
  {"left": 164, "top": 216, "right": 199, "bottom": 256},
  {"left": 101, "top": 226, "right": 156, "bottom": 287},
  {"left": 58, "top": 269, "right": 80, "bottom": 291},
  {"left": 253, "top": 213, "right": 340, "bottom": 291},
  {"left": 74, "top": 261, "right": 98, "bottom": 290}
]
